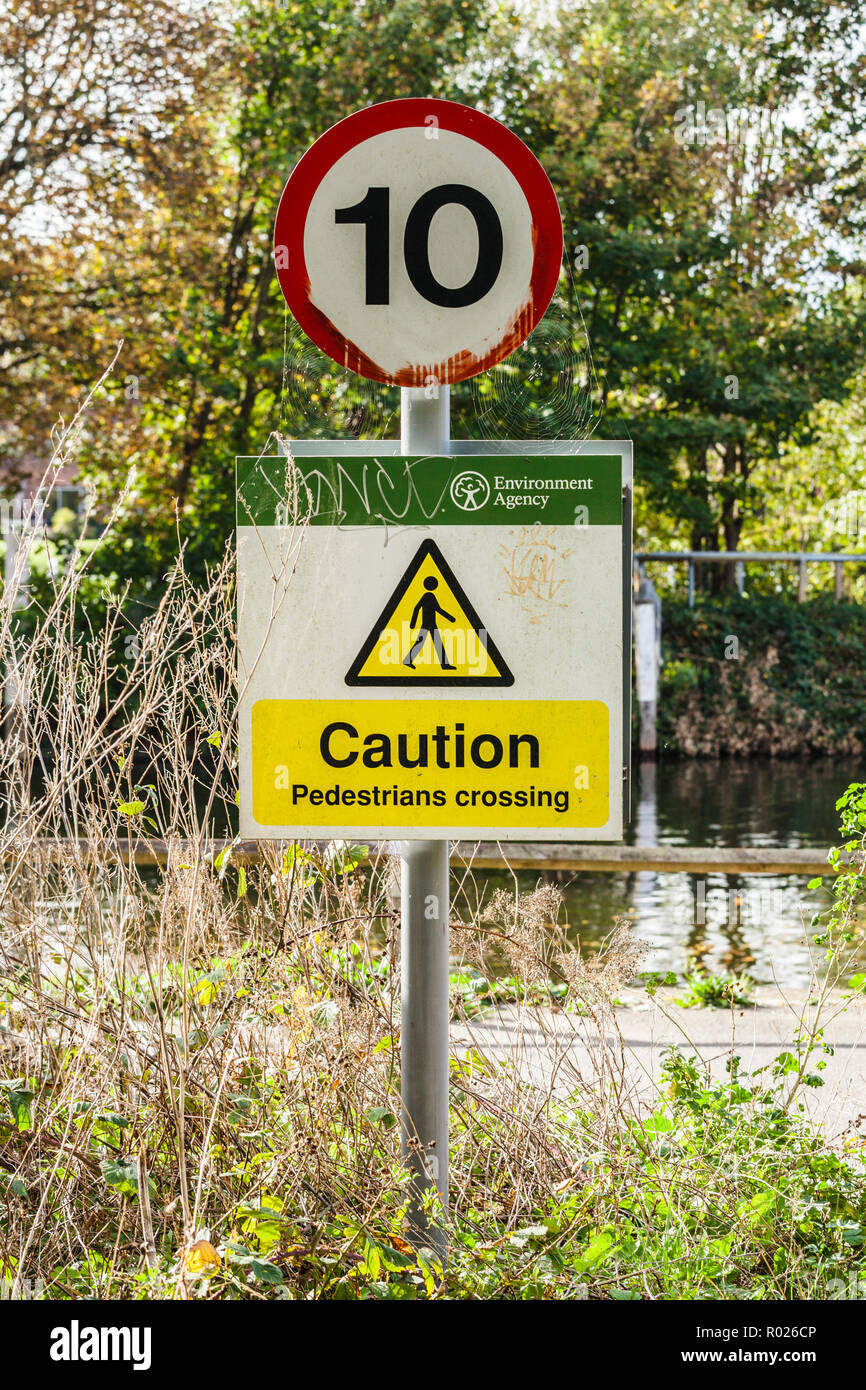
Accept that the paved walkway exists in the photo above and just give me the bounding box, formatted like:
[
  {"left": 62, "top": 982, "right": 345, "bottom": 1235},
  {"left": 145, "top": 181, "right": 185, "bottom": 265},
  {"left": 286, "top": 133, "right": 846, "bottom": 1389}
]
[{"left": 451, "top": 987, "right": 866, "bottom": 1141}]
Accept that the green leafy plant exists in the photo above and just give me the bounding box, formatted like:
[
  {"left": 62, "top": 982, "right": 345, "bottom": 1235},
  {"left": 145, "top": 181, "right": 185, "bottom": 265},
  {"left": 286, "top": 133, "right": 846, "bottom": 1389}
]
[{"left": 679, "top": 970, "right": 756, "bottom": 1009}]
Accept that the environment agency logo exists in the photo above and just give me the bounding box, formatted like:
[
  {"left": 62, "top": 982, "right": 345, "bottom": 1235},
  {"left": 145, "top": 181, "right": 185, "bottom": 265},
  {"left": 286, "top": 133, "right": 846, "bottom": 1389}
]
[{"left": 449, "top": 471, "right": 490, "bottom": 511}]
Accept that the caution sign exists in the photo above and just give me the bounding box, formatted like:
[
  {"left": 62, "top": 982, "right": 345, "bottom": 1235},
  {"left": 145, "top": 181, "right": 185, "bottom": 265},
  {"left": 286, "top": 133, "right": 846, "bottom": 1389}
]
[
  {"left": 252, "top": 699, "right": 608, "bottom": 829},
  {"left": 236, "top": 447, "right": 630, "bottom": 842},
  {"left": 346, "top": 540, "right": 513, "bottom": 686}
]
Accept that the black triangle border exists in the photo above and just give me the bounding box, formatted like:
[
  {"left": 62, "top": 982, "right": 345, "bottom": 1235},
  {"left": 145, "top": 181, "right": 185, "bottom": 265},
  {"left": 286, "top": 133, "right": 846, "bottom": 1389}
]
[{"left": 345, "top": 538, "right": 514, "bottom": 687}]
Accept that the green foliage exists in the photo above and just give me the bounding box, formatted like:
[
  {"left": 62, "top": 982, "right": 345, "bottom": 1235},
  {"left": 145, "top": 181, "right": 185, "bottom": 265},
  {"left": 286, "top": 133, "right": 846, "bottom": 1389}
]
[
  {"left": 6, "top": 907, "right": 866, "bottom": 1301},
  {"left": 679, "top": 971, "right": 755, "bottom": 1009},
  {"left": 661, "top": 659, "right": 699, "bottom": 695},
  {"left": 817, "top": 783, "right": 866, "bottom": 956},
  {"left": 0, "top": 1082, "right": 33, "bottom": 1133},
  {"left": 449, "top": 967, "right": 569, "bottom": 1018},
  {"left": 101, "top": 1159, "right": 155, "bottom": 1200},
  {"left": 655, "top": 595, "right": 866, "bottom": 755},
  {"left": 5, "top": 0, "right": 866, "bottom": 601}
]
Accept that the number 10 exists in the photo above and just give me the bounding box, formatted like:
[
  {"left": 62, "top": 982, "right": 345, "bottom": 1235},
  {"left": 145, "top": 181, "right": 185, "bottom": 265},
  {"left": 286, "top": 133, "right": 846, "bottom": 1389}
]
[{"left": 335, "top": 183, "right": 503, "bottom": 308}]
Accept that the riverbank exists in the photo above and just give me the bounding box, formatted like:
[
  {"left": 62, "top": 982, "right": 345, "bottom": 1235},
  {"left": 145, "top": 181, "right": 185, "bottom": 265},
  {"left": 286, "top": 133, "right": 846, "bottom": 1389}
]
[
  {"left": 2, "top": 535, "right": 864, "bottom": 1301},
  {"left": 655, "top": 596, "right": 866, "bottom": 756},
  {"left": 453, "top": 985, "right": 866, "bottom": 1142}
]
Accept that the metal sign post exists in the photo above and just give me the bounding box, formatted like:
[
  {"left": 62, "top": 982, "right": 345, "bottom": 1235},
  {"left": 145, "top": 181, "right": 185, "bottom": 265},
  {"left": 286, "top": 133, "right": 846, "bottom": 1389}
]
[
  {"left": 239, "top": 95, "right": 631, "bottom": 1271},
  {"left": 236, "top": 434, "right": 630, "bottom": 1265},
  {"left": 398, "top": 385, "right": 451, "bottom": 1256}
]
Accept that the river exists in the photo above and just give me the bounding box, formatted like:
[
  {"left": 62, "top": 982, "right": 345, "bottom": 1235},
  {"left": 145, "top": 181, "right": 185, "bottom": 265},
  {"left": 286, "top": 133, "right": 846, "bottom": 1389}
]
[{"left": 475, "top": 758, "right": 865, "bottom": 989}]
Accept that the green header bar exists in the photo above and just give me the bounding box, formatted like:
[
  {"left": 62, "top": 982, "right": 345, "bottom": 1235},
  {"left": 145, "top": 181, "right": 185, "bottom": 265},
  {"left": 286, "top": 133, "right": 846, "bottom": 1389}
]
[{"left": 237, "top": 455, "right": 622, "bottom": 528}]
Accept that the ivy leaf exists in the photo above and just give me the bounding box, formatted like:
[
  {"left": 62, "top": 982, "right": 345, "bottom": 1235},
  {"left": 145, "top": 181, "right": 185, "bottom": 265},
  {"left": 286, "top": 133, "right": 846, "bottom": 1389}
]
[
  {"left": 312, "top": 999, "right": 339, "bottom": 1029},
  {"left": 101, "top": 1158, "right": 139, "bottom": 1195},
  {"left": 361, "top": 1240, "right": 381, "bottom": 1280},
  {"left": 117, "top": 801, "right": 146, "bottom": 817},
  {"left": 6, "top": 1088, "right": 33, "bottom": 1132},
  {"left": 328, "top": 842, "right": 369, "bottom": 874},
  {"left": 224, "top": 1241, "right": 254, "bottom": 1264},
  {"left": 214, "top": 845, "right": 233, "bottom": 874},
  {"left": 365, "top": 1106, "right": 397, "bottom": 1129},
  {"left": 101, "top": 1158, "right": 156, "bottom": 1198},
  {"left": 573, "top": 1229, "right": 617, "bottom": 1273}
]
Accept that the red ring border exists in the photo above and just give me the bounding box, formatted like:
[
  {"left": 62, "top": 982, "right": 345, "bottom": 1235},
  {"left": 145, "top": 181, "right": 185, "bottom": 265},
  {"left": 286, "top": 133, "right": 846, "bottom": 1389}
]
[{"left": 273, "top": 98, "right": 563, "bottom": 386}]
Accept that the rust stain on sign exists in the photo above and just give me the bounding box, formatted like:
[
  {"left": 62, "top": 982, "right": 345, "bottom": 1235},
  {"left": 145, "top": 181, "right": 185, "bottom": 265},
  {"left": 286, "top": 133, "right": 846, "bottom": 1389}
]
[{"left": 303, "top": 287, "right": 538, "bottom": 387}]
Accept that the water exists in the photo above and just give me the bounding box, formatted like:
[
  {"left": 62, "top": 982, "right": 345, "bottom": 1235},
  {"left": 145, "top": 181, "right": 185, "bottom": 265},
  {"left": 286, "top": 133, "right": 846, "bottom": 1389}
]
[
  {"left": 474, "top": 759, "right": 865, "bottom": 989},
  {"left": 116, "top": 753, "right": 864, "bottom": 988}
]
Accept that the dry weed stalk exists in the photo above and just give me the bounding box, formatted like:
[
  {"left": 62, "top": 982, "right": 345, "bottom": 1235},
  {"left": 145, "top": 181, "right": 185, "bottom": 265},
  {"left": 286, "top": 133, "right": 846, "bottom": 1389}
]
[
  {"left": 0, "top": 402, "right": 615, "bottom": 1297},
  {"left": 0, "top": 382, "right": 861, "bottom": 1301}
]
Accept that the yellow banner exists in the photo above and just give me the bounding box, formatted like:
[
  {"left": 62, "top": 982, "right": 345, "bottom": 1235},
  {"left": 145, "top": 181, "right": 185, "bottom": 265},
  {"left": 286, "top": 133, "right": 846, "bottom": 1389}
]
[{"left": 251, "top": 698, "right": 609, "bottom": 829}]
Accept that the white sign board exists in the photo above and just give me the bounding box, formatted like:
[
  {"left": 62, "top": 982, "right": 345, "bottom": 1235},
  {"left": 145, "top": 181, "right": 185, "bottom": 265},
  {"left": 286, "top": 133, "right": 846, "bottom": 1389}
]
[{"left": 237, "top": 443, "right": 630, "bottom": 841}]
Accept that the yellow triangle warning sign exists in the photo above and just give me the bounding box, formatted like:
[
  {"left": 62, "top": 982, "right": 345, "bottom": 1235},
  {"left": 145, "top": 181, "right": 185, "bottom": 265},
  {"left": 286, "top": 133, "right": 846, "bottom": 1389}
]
[{"left": 345, "top": 539, "right": 513, "bottom": 687}]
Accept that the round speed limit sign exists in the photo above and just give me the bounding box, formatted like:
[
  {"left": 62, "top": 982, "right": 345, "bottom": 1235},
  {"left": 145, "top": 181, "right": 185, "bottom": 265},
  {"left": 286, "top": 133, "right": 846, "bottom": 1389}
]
[{"left": 274, "top": 98, "right": 563, "bottom": 386}]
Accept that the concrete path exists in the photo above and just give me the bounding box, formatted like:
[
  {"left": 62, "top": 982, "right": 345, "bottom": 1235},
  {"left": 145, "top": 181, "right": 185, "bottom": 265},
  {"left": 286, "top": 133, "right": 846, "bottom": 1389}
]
[{"left": 451, "top": 986, "right": 866, "bottom": 1141}]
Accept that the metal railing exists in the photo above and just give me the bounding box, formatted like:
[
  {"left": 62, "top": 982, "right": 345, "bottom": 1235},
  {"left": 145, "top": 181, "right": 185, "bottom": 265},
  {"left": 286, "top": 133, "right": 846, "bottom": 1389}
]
[{"left": 635, "top": 550, "right": 866, "bottom": 607}]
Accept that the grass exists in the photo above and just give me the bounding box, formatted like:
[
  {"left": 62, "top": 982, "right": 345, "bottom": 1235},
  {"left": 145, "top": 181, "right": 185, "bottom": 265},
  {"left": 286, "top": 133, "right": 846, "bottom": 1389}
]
[
  {"left": 4, "top": 907, "right": 866, "bottom": 1301},
  {"left": 1, "top": 406, "right": 866, "bottom": 1300}
]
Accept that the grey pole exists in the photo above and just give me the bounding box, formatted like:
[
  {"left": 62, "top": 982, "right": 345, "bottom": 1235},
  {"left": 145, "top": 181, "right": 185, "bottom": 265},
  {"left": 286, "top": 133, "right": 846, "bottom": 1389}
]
[
  {"left": 3, "top": 489, "right": 31, "bottom": 717},
  {"left": 399, "top": 384, "right": 450, "bottom": 1261}
]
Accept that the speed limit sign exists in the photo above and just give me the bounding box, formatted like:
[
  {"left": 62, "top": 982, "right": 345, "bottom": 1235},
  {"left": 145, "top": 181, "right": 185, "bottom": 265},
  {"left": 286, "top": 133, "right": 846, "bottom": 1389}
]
[{"left": 273, "top": 98, "right": 563, "bottom": 385}]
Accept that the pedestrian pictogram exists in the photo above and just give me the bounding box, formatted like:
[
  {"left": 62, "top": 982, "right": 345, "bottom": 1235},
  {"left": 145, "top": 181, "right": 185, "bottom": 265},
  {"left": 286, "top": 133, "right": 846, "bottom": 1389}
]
[{"left": 345, "top": 538, "right": 513, "bottom": 686}]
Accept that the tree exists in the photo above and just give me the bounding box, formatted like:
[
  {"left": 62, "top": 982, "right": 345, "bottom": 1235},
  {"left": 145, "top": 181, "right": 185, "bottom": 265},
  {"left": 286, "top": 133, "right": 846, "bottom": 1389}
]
[
  {"left": 0, "top": 0, "right": 228, "bottom": 467},
  {"left": 3, "top": 0, "right": 519, "bottom": 591},
  {"left": 494, "top": 0, "right": 866, "bottom": 579},
  {"left": 4, "top": 0, "right": 866, "bottom": 603}
]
